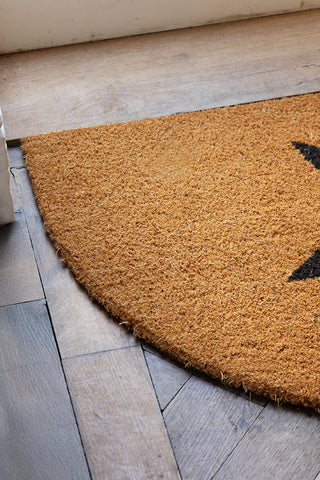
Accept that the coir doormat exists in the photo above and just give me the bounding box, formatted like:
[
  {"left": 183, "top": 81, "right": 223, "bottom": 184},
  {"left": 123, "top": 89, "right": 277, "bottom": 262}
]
[{"left": 22, "top": 93, "right": 320, "bottom": 409}]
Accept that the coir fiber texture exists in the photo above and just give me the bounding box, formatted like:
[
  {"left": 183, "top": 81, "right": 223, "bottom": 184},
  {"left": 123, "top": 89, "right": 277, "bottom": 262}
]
[{"left": 22, "top": 93, "right": 320, "bottom": 409}]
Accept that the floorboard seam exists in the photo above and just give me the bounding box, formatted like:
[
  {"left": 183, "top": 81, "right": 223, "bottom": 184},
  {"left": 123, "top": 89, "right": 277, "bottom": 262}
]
[
  {"left": 210, "top": 403, "right": 267, "bottom": 479},
  {"left": 161, "top": 373, "right": 193, "bottom": 412},
  {"left": 0, "top": 297, "right": 46, "bottom": 309},
  {"left": 312, "top": 470, "right": 320, "bottom": 480},
  {"left": 12, "top": 172, "right": 48, "bottom": 299},
  {"left": 10, "top": 165, "right": 26, "bottom": 171},
  {"left": 141, "top": 343, "right": 183, "bottom": 480},
  {"left": 142, "top": 346, "right": 165, "bottom": 411},
  {"left": 62, "top": 343, "right": 140, "bottom": 362},
  {"left": 7, "top": 138, "right": 21, "bottom": 148},
  {"left": 142, "top": 347, "right": 193, "bottom": 412},
  {"left": 42, "top": 300, "right": 93, "bottom": 480},
  {"left": 162, "top": 374, "right": 193, "bottom": 414}
]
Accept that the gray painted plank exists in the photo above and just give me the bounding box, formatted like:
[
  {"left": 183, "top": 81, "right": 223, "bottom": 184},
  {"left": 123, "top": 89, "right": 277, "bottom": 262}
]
[
  {"left": 12, "top": 163, "right": 136, "bottom": 358},
  {"left": 163, "top": 375, "right": 263, "bottom": 480},
  {"left": 0, "top": 301, "right": 90, "bottom": 480},
  {"left": 144, "top": 349, "right": 192, "bottom": 410},
  {"left": 8, "top": 146, "right": 24, "bottom": 168},
  {"left": 10, "top": 167, "right": 22, "bottom": 211},
  {"left": 213, "top": 403, "right": 320, "bottom": 480},
  {"left": 0, "top": 211, "right": 44, "bottom": 306},
  {"left": 63, "top": 347, "right": 181, "bottom": 480}
]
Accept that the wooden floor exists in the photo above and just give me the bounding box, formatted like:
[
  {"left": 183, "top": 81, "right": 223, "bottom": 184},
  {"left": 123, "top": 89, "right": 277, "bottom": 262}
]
[{"left": 2, "top": 9, "right": 320, "bottom": 480}]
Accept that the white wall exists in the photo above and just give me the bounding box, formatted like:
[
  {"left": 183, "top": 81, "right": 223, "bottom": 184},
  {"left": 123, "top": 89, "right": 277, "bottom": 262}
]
[
  {"left": 1, "top": 0, "right": 320, "bottom": 54},
  {"left": 0, "top": 109, "right": 14, "bottom": 225}
]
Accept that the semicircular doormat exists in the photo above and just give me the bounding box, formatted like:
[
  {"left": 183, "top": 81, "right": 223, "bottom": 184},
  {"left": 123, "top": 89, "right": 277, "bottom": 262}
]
[{"left": 22, "top": 92, "right": 320, "bottom": 409}]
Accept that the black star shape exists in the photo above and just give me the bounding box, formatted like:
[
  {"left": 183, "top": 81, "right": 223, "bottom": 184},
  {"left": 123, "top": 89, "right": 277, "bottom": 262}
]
[
  {"left": 292, "top": 142, "right": 320, "bottom": 169},
  {"left": 288, "top": 249, "right": 320, "bottom": 282},
  {"left": 288, "top": 142, "right": 320, "bottom": 281}
]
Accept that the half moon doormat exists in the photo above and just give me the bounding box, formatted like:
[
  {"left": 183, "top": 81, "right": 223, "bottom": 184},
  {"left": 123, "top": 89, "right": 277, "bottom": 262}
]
[{"left": 22, "top": 93, "right": 320, "bottom": 409}]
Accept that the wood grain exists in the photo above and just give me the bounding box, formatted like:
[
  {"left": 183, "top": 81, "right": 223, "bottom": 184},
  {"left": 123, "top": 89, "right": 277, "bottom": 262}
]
[
  {"left": 4, "top": 13, "right": 320, "bottom": 478},
  {"left": 8, "top": 146, "right": 25, "bottom": 168},
  {"left": 63, "top": 346, "right": 181, "bottom": 480},
  {"left": 10, "top": 166, "right": 22, "bottom": 209},
  {"left": 0, "top": 301, "right": 90, "bottom": 480},
  {"left": 213, "top": 402, "right": 320, "bottom": 480},
  {"left": 2, "top": 10, "right": 320, "bottom": 141},
  {"left": 164, "top": 375, "right": 263, "bottom": 480},
  {"left": 144, "top": 350, "right": 192, "bottom": 410},
  {"left": 0, "top": 211, "right": 44, "bottom": 306},
  {"left": 12, "top": 163, "right": 136, "bottom": 359}
]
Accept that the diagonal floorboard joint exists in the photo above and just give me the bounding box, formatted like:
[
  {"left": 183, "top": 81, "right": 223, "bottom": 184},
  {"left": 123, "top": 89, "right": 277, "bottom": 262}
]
[{"left": 42, "top": 299, "right": 94, "bottom": 480}]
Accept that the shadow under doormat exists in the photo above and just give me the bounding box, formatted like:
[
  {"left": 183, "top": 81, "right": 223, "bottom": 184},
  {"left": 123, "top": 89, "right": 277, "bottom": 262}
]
[{"left": 22, "top": 92, "right": 320, "bottom": 410}]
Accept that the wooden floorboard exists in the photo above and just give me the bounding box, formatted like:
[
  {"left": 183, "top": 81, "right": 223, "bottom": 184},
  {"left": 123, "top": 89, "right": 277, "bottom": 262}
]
[
  {"left": 0, "top": 301, "right": 90, "bottom": 480},
  {"left": 1, "top": 9, "right": 320, "bottom": 141},
  {"left": 8, "top": 146, "right": 25, "bottom": 168},
  {"left": 213, "top": 403, "right": 320, "bottom": 480},
  {"left": 164, "top": 375, "right": 263, "bottom": 480},
  {"left": 3, "top": 11, "right": 320, "bottom": 478},
  {"left": 63, "top": 346, "right": 181, "bottom": 480},
  {"left": 144, "top": 349, "right": 192, "bottom": 411},
  {"left": 0, "top": 211, "right": 44, "bottom": 307}
]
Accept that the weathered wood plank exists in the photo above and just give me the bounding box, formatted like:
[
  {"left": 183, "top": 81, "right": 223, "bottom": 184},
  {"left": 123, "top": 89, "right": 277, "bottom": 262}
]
[
  {"left": 144, "top": 349, "right": 192, "bottom": 410},
  {"left": 0, "top": 211, "right": 44, "bottom": 306},
  {"left": 4, "top": 12, "right": 320, "bottom": 477},
  {"left": 163, "top": 375, "right": 263, "bottom": 480},
  {"left": 213, "top": 402, "right": 320, "bottom": 480},
  {"left": 63, "top": 346, "right": 181, "bottom": 480},
  {"left": 2, "top": 10, "right": 320, "bottom": 141},
  {"left": 12, "top": 163, "right": 136, "bottom": 358},
  {"left": 9, "top": 166, "right": 22, "bottom": 209},
  {"left": 8, "top": 145, "right": 24, "bottom": 168},
  {"left": 0, "top": 301, "right": 90, "bottom": 480}
]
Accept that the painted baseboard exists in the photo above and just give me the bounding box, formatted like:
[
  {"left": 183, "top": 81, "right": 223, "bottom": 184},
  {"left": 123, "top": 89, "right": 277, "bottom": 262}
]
[
  {"left": 1, "top": 0, "right": 320, "bottom": 53},
  {"left": 0, "top": 110, "right": 15, "bottom": 225}
]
